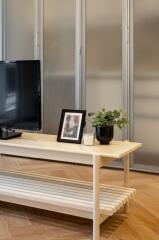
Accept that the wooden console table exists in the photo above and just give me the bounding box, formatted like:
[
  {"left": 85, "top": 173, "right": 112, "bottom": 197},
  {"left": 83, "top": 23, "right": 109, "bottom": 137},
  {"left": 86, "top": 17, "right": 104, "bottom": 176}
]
[{"left": 0, "top": 133, "right": 142, "bottom": 240}]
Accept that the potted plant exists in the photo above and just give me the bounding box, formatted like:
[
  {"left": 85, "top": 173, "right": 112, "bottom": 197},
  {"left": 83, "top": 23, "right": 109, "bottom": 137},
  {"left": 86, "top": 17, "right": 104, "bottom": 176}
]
[{"left": 88, "top": 108, "right": 128, "bottom": 145}]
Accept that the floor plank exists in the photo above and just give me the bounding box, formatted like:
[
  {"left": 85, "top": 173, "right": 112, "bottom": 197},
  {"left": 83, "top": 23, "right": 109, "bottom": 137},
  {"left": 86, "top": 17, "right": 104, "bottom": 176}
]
[{"left": 0, "top": 155, "right": 159, "bottom": 240}]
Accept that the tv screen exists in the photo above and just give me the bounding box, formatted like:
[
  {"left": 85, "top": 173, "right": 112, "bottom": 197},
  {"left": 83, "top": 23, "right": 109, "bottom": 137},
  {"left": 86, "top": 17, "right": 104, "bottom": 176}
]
[{"left": 0, "top": 60, "right": 41, "bottom": 131}]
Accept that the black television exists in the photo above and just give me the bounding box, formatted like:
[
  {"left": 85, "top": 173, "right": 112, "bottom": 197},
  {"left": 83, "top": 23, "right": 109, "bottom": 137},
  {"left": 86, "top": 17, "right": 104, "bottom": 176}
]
[{"left": 0, "top": 60, "right": 41, "bottom": 140}]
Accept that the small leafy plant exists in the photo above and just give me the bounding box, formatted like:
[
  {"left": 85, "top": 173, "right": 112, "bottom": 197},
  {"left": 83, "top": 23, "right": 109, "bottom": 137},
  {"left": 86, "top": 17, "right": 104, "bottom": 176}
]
[{"left": 88, "top": 108, "right": 128, "bottom": 129}]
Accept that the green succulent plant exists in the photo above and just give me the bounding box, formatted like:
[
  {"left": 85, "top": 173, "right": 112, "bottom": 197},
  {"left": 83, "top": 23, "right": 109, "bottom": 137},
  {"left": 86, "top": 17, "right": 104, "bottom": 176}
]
[{"left": 88, "top": 108, "right": 128, "bottom": 129}]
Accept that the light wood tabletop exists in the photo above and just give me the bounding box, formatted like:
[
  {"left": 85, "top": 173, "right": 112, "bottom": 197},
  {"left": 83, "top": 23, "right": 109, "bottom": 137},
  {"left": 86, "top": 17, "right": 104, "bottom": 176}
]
[{"left": 0, "top": 132, "right": 142, "bottom": 159}]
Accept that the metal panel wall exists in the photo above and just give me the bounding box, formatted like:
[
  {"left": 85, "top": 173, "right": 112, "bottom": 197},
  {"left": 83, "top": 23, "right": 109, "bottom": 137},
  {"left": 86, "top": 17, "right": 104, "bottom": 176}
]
[
  {"left": 85, "top": 0, "right": 123, "bottom": 140},
  {"left": 43, "top": 0, "right": 76, "bottom": 134},
  {"left": 133, "top": 0, "right": 159, "bottom": 171},
  {"left": 0, "top": 0, "right": 2, "bottom": 60},
  {"left": 4, "top": 0, "right": 35, "bottom": 60}
]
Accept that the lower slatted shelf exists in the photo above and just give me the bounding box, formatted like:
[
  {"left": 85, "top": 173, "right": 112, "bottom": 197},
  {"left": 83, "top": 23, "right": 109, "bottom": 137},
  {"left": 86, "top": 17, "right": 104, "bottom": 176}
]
[{"left": 0, "top": 172, "right": 136, "bottom": 219}]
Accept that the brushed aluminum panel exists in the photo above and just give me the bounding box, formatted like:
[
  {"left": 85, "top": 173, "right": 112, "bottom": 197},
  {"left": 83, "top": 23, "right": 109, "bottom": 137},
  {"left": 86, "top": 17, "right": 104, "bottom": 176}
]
[
  {"left": 133, "top": 0, "right": 159, "bottom": 170},
  {"left": 4, "top": 0, "right": 34, "bottom": 60},
  {"left": 86, "top": 0, "right": 123, "bottom": 140},
  {"left": 43, "top": 0, "right": 75, "bottom": 133}
]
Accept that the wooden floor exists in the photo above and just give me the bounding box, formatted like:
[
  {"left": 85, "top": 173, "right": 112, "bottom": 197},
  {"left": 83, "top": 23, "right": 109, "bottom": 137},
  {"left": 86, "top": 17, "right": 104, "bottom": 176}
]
[{"left": 0, "top": 156, "right": 159, "bottom": 240}]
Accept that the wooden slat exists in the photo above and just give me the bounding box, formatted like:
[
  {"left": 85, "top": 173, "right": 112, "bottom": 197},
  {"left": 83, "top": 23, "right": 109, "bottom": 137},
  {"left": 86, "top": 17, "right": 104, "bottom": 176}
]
[
  {"left": 0, "top": 170, "right": 136, "bottom": 192},
  {"left": 0, "top": 174, "right": 135, "bottom": 201},
  {"left": 0, "top": 173, "right": 136, "bottom": 217},
  {"left": 0, "top": 181, "right": 127, "bottom": 210}
]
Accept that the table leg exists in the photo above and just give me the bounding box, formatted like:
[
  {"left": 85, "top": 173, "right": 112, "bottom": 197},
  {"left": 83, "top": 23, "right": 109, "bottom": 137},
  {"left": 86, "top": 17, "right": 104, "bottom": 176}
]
[
  {"left": 93, "top": 155, "right": 100, "bottom": 240},
  {"left": 124, "top": 154, "right": 130, "bottom": 213}
]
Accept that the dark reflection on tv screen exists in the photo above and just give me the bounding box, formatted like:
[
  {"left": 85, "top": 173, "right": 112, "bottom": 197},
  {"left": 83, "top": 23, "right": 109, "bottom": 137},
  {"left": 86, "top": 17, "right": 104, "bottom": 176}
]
[{"left": 0, "top": 61, "right": 41, "bottom": 130}]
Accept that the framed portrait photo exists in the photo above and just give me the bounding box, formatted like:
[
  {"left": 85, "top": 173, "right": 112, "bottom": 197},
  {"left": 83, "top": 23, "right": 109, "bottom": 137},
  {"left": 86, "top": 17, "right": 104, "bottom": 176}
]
[{"left": 57, "top": 109, "right": 86, "bottom": 144}]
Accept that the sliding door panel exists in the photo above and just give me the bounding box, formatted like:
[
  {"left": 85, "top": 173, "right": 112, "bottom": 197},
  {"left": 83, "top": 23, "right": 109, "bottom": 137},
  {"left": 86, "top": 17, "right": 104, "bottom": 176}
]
[
  {"left": 43, "top": 0, "right": 75, "bottom": 134},
  {"left": 133, "top": 0, "right": 159, "bottom": 171},
  {"left": 4, "top": 0, "right": 34, "bottom": 60},
  {"left": 86, "top": 0, "right": 122, "bottom": 140}
]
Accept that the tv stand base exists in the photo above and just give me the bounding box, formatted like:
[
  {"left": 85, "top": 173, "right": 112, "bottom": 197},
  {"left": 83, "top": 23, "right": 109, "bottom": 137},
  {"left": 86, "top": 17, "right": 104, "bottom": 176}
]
[{"left": 0, "top": 128, "right": 22, "bottom": 140}]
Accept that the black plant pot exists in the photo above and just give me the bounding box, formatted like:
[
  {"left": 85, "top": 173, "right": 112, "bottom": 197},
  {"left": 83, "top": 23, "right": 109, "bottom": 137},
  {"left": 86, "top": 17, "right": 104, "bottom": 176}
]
[{"left": 96, "top": 126, "right": 114, "bottom": 145}]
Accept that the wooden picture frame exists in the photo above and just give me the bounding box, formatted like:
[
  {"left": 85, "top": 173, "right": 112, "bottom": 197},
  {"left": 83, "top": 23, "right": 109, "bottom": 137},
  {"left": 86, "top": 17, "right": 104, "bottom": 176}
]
[{"left": 57, "top": 109, "right": 86, "bottom": 144}]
